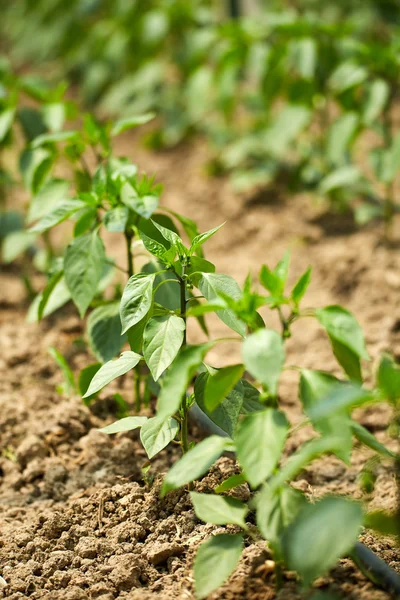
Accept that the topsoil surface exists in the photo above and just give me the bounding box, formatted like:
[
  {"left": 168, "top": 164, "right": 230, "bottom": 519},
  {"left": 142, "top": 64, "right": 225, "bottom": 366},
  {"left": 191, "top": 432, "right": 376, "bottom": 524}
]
[{"left": 0, "top": 134, "right": 399, "bottom": 600}]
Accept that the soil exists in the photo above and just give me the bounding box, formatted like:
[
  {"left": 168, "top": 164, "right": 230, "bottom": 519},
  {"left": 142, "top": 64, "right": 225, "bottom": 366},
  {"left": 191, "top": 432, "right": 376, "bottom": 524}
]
[{"left": 1, "top": 134, "right": 400, "bottom": 600}]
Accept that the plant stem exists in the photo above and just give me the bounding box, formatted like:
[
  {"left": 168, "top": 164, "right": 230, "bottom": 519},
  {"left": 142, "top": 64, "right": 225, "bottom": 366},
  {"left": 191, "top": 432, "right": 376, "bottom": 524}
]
[
  {"left": 383, "top": 95, "right": 395, "bottom": 242},
  {"left": 124, "top": 228, "right": 141, "bottom": 409},
  {"left": 274, "top": 561, "right": 283, "bottom": 590},
  {"left": 179, "top": 265, "right": 190, "bottom": 456},
  {"left": 125, "top": 230, "right": 134, "bottom": 278}
]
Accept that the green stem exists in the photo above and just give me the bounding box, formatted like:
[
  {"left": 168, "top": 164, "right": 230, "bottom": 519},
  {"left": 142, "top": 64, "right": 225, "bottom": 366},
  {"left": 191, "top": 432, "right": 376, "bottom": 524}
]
[
  {"left": 125, "top": 230, "right": 134, "bottom": 278},
  {"left": 274, "top": 561, "right": 284, "bottom": 590},
  {"left": 179, "top": 265, "right": 189, "bottom": 456},
  {"left": 125, "top": 228, "right": 141, "bottom": 409}
]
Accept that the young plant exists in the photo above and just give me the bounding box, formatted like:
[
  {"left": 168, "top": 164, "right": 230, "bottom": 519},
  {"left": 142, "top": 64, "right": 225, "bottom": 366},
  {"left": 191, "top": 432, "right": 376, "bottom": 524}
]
[{"left": 86, "top": 223, "right": 399, "bottom": 596}]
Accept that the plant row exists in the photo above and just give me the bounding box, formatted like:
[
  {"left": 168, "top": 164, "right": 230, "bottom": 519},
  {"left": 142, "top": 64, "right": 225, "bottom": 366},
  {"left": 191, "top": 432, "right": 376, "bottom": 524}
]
[{"left": 1, "top": 83, "right": 399, "bottom": 597}]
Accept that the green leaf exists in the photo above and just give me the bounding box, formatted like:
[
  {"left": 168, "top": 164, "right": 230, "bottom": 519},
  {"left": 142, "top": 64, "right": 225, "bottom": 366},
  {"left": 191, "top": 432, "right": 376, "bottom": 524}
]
[
  {"left": 2, "top": 230, "right": 37, "bottom": 263},
  {"left": 204, "top": 364, "right": 244, "bottom": 411},
  {"left": 270, "top": 436, "right": 346, "bottom": 492},
  {"left": 329, "top": 61, "right": 368, "bottom": 93},
  {"left": 263, "top": 105, "right": 311, "bottom": 158},
  {"left": 41, "top": 102, "right": 66, "bottom": 132},
  {"left": 215, "top": 474, "right": 246, "bottom": 494},
  {"left": 161, "top": 435, "right": 232, "bottom": 495},
  {"left": 194, "top": 534, "right": 243, "bottom": 600},
  {"left": 256, "top": 483, "right": 305, "bottom": 545},
  {"left": 151, "top": 219, "right": 185, "bottom": 252},
  {"left": 157, "top": 344, "right": 211, "bottom": 420},
  {"left": 241, "top": 380, "right": 264, "bottom": 413},
  {"left": 31, "top": 130, "right": 79, "bottom": 148},
  {"left": 126, "top": 312, "right": 150, "bottom": 353},
  {"left": 351, "top": 422, "right": 395, "bottom": 458},
  {"left": 327, "top": 113, "right": 359, "bottom": 166},
  {"left": 140, "top": 231, "right": 174, "bottom": 262},
  {"left": 194, "top": 372, "right": 243, "bottom": 437},
  {"left": 364, "top": 510, "right": 400, "bottom": 537},
  {"left": 199, "top": 273, "right": 246, "bottom": 337},
  {"left": 291, "top": 266, "right": 312, "bottom": 306},
  {"left": 289, "top": 38, "right": 317, "bottom": 79},
  {"left": 78, "top": 363, "right": 102, "bottom": 400},
  {"left": 29, "top": 199, "right": 86, "bottom": 233},
  {"left": 99, "top": 416, "right": 148, "bottom": 434},
  {"left": 103, "top": 206, "right": 129, "bottom": 232},
  {"left": 242, "top": 329, "right": 285, "bottom": 395},
  {"left": 0, "top": 108, "right": 15, "bottom": 142},
  {"left": 27, "top": 276, "right": 71, "bottom": 322},
  {"left": 282, "top": 497, "right": 363, "bottom": 585},
  {"left": 121, "top": 182, "right": 158, "bottom": 219},
  {"left": 27, "top": 178, "right": 70, "bottom": 223},
  {"left": 142, "top": 262, "right": 180, "bottom": 310},
  {"left": 120, "top": 273, "right": 156, "bottom": 334},
  {"left": 235, "top": 409, "right": 288, "bottom": 488},
  {"left": 20, "top": 148, "right": 53, "bottom": 194},
  {"left": 64, "top": 232, "right": 106, "bottom": 317},
  {"left": 377, "top": 354, "right": 400, "bottom": 403},
  {"left": 143, "top": 315, "right": 185, "bottom": 381},
  {"left": 87, "top": 302, "right": 127, "bottom": 363},
  {"left": 111, "top": 113, "right": 155, "bottom": 136},
  {"left": 38, "top": 270, "right": 64, "bottom": 320},
  {"left": 140, "top": 416, "right": 179, "bottom": 459},
  {"left": 259, "top": 265, "right": 282, "bottom": 297},
  {"left": 274, "top": 251, "right": 290, "bottom": 286},
  {"left": 299, "top": 370, "right": 353, "bottom": 462},
  {"left": 48, "top": 347, "right": 75, "bottom": 396},
  {"left": 308, "top": 383, "right": 373, "bottom": 422},
  {"left": 189, "top": 222, "right": 225, "bottom": 255},
  {"left": 319, "top": 166, "right": 361, "bottom": 195},
  {"left": 316, "top": 306, "right": 369, "bottom": 360},
  {"left": 331, "top": 338, "right": 362, "bottom": 381},
  {"left": 83, "top": 351, "right": 142, "bottom": 397},
  {"left": 191, "top": 492, "right": 247, "bottom": 528},
  {"left": 363, "top": 79, "right": 389, "bottom": 125},
  {"left": 74, "top": 207, "right": 97, "bottom": 237}
]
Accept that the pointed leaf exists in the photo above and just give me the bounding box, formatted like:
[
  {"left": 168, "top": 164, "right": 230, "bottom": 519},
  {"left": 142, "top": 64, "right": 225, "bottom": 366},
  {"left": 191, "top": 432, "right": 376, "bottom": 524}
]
[
  {"left": 377, "top": 354, "right": 400, "bottom": 403},
  {"left": 316, "top": 306, "right": 369, "bottom": 360},
  {"left": 143, "top": 315, "right": 185, "bottom": 381},
  {"left": 204, "top": 364, "right": 244, "bottom": 411},
  {"left": 99, "top": 416, "right": 147, "bottom": 434},
  {"left": 199, "top": 273, "right": 246, "bottom": 336},
  {"left": 242, "top": 329, "right": 285, "bottom": 395},
  {"left": 88, "top": 302, "right": 127, "bottom": 363},
  {"left": 140, "top": 416, "right": 179, "bottom": 459},
  {"left": 83, "top": 351, "right": 142, "bottom": 397},
  {"left": 190, "top": 492, "right": 247, "bottom": 528},
  {"left": 256, "top": 483, "right": 305, "bottom": 545},
  {"left": 121, "top": 183, "right": 159, "bottom": 219},
  {"left": 189, "top": 222, "right": 225, "bottom": 255},
  {"left": 194, "top": 373, "right": 243, "bottom": 437},
  {"left": 64, "top": 232, "right": 106, "bottom": 317},
  {"left": 194, "top": 534, "right": 243, "bottom": 600},
  {"left": 29, "top": 199, "right": 86, "bottom": 233},
  {"left": 161, "top": 435, "right": 232, "bottom": 495},
  {"left": 292, "top": 266, "right": 312, "bottom": 306},
  {"left": 282, "top": 497, "right": 363, "bottom": 585},
  {"left": 235, "top": 409, "right": 289, "bottom": 488},
  {"left": 103, "top": 206, "right": 129, "bottom": 232},
  {"left": 111, "top": 113, "right": 155, "bottom": 136},
  {"left": 120, "top": 273, "right": 155, "bottom": 334}
]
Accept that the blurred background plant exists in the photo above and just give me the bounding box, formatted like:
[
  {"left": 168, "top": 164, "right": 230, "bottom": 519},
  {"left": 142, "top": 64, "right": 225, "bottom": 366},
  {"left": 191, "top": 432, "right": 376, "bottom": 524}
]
[{"left": 1, "top": 0, "right": 400, "bottom": 236}]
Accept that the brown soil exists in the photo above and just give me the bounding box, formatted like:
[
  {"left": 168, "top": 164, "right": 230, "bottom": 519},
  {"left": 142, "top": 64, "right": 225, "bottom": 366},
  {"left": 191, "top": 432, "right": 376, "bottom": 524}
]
[{"left": 1, "top": 136, "right": 399, "bottom": 600}]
